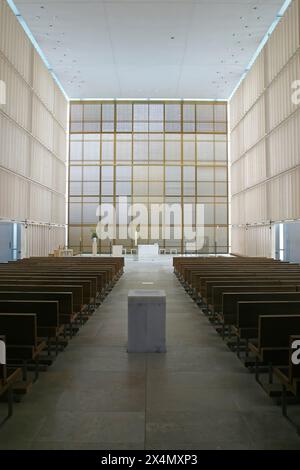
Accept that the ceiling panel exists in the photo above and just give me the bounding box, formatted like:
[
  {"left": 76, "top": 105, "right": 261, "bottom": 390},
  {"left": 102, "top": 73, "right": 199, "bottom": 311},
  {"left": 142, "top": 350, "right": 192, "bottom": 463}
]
[{"left": 14, "top": 0, "right": 285, "bottom": 99}]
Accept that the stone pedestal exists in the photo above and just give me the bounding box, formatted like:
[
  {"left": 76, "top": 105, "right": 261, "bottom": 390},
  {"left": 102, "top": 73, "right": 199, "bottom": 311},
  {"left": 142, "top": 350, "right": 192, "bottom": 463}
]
[{"left": 128, "top": 290, "right": 166, "bottom": 353}]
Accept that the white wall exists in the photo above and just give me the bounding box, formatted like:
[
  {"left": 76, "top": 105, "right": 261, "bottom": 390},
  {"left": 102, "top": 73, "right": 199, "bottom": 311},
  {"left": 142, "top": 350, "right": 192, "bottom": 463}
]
[
  {"left": 230, "top": 0, "right": 300, "bottom": 256},
  {"left": 0, "top": 0, "right": 68, "bottom": 256}
]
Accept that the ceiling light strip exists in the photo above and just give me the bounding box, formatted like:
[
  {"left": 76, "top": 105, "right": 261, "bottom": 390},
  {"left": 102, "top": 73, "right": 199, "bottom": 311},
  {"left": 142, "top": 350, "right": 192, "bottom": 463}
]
[{"left": 70, "top": 97, "right": 228, "bottom": 102}]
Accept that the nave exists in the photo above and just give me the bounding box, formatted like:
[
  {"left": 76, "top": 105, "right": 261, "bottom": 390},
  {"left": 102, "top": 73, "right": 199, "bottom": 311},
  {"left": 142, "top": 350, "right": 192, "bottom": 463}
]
[{"left": 1, "top": 258, "right": 299, "bottom": 450}]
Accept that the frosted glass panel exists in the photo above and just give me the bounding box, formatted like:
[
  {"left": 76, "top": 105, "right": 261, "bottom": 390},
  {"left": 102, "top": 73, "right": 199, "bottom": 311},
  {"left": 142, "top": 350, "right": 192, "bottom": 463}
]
[
  {"left": 70, "top": 142, "right": 82, "bottom": 161},
  {"left": 134, "top": 142, "right": 148, "bottom": 161},
  {"left": 116, "top": 182, "right": 132, "bottom": 196},
  {"left": 149, "top": 166, "right": 163, "bottom": 180},
  {"left": 197, "top": 167, "right": 214, "bottom": 181},
  {"left": 166, "top": 166, "right": 181, "bottom": 181},
  {"left": 133, "top": 182, "right": 148, "bottom": 196},
  {"left": 215, "top": 167, "right": 227, "bottom": 181},
  {"left": 149, "top": 104, "right": 164, "bottom": 121},
  {"left": 71, "top": 104, "right": 82, "bottom": 122},
  {"left": 83, "top": 182, "right": 99, "bottom": 195},
  {"left": 165, "top": 142, "right": 181, "bottom": 161},
  {"left": 198, "top": 182, "right": 214, "bottom": 196},
  {"left": 69, "top": 204, "right": 81, "bottom": 223},
  {"left": 102, "top": 104, "right": 114, "bottom": 121},
  {"left": 84, "top": 142, "right": 100, "bottom": 160},
  {"left": 149, "top": 141, "right": 163, "bottom": 161},
  {"left": 133, "top": 166, "right": 149, "bottom": 180},
  {"left": 69, "top": 182, "right": 81, "bottom": 196},
  {"left": 215, "top": 182, "right": 228, "bottom": 196},
  {"left": 215, "top": 142, "right": 227, "bottom": 161},
  {"left": 183, "top": 142, "right": 195, "bottom": 161},
  {"left": 117, "top": 142, "right": 132, "bottom": 161},
  {"left": 84, "top": 104, "right": 101, "bottom": 121},
  {"left": 116, "top": 166, "right": 131, "bottom": 181},
  {"left": 101, "top": 182, "right": 114, "bottom": 195},
  {"left": 204, "top": 204, "right": 214, "bottom": 224},
  {"left": 165, "top": 182, "right": 181, "bottom": 196},
  {"left": 165, "top": 104, "right": 181, "bottom": 121},
  {"left": 214, "top": 105, "right": 227, "bottom": 121},
  {"left": 197, "top": 105, "right": 213, "bottom": 121},
  {"left": 82, "top": 204, "right": 99, "bottom": 223},
  {"left": 134, "top": 104, "right": 149, "bottom": 121},
  {"left": 197, "top": 142, "right": 214, "bottom": 161},
  {"left": 149, "top": 182, "right": 164, "bottom": 195},
  {"left": 83, "top": 166, "right": 100, "bottom": 181},
  {"left": 69, "top": 100, "right": 228, "bottom": 253},
  {"left": 101, "top": 166, "right": 114, "bottom": 181},
  {"left": 184, "top": 167, "right": 195, "bottom": 182},
  {"left": 117, "top": 104, "right": 132, "bottom": 121},
  {"left": 183, "top": 104, "right": 195, "bottom": 121},
  {"left": 70, "top": 166, "right": 82, "bottom": 181},
  {"left": 215, "top": 204, "right": 228, "bottom": 224}
]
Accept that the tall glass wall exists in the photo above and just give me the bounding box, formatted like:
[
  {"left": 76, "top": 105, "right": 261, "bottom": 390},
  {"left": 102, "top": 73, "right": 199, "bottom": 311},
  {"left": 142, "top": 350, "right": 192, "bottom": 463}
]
[{"left": 68, "top": 100, "right": 228, "bottom": 254}]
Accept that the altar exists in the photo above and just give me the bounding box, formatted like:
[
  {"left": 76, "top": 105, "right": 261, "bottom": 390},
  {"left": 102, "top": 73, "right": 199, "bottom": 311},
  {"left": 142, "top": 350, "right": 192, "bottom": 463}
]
[{"left": 138, "top": 244, "right": 159, "bottom": 259}]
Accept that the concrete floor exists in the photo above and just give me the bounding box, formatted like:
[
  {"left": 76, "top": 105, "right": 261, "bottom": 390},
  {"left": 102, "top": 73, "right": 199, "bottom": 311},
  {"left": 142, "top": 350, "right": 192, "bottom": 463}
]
[{"left": 1, "top": 257, "right": 300, "bottom": 450}]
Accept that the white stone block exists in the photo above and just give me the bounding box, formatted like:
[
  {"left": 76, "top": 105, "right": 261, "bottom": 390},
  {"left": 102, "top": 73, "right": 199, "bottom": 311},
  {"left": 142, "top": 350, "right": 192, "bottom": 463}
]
[
  {"left": 138, "top": 244, "right": 159, "bottom": 259},
  {"left": 112, "top": 245, "right": 123, "bottom": 257},
  {"left": 128, "top": 290, "right": 166, "bottom": 353}
]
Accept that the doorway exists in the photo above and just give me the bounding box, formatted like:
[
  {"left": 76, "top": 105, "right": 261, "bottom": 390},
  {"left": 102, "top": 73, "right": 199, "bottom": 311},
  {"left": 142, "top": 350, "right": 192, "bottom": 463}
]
[{"left": 0, "top": 222, "right": 21, "bottom": 263}]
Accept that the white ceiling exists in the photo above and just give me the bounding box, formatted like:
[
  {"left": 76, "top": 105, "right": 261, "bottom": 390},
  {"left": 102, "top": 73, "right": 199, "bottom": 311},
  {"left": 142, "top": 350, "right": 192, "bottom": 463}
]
[{"left": 15, "top": 0, "right": 284, "bottom": 99}]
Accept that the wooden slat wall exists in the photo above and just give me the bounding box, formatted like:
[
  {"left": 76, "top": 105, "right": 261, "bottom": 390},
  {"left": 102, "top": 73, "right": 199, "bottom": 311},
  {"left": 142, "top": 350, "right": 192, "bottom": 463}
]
[
  {"left": 0, "top": 0, "right": 68, "bottom": 255},
  {"left": 230, "top": 0, "right": 300, "bottom": 256}
]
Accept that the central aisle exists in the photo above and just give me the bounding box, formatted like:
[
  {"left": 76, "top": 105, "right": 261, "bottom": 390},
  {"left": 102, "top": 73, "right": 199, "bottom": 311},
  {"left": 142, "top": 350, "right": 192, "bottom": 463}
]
[{"left": 0, "top": 258, "right": 300, "bottom": 450}]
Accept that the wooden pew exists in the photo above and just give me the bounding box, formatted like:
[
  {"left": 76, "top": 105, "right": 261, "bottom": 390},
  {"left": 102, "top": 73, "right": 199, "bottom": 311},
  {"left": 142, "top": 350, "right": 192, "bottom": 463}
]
[
  {"left": 0, "top": 278, "right": 92, "bottom": 311},
  {"left": 222, "top": 292, "right": 300, "bottom": 335},
  {"left": 0, "top": 274, "right": 97, "bottom": 307},
  {"left": 0, "top": 336, "right": 22, "bottom": 425},
  {"left": 211, "top": 285, "right": 299, "bottom": 317},
  {"left": 248, "top": 316, "right": 300, "bottom": 391},
  {"left": 0, "top": 300, "right": 60, "bottom": 358},
  {"left": 0, "top": 314, "right": 46, "bottom": 384},
  {"left": 234, "top": 301, "right": 300, "bottom": 357},
  {"left": 273, "top": 335, "right": 300, "bottom": 434},
  {"left": 200, "top": 275, "right": 300, "bottom": 303},
  {"left": 0, "top": 292, "right": 74, "bottom": 340},
  {"left": 0, "top": 284, "right": 83, "bottom": 316}
]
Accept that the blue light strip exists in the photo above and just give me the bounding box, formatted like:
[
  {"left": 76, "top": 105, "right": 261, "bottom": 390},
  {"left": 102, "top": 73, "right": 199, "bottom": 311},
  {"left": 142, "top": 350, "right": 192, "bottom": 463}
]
[
  {"left": 6, "top": 0, "right": 69, "bottom": 100},
  {"left": 228, "top": 0, "right": 293, "bottom": 101},
  {"left": 70, "top": 98, "right": 227, "bottom": 102}
]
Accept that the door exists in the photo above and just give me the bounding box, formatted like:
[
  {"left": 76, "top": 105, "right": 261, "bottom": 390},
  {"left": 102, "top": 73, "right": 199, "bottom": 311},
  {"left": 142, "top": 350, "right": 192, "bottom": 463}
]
[{"left": 0, "top": 222, "right": 21, "bottom": 262}]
